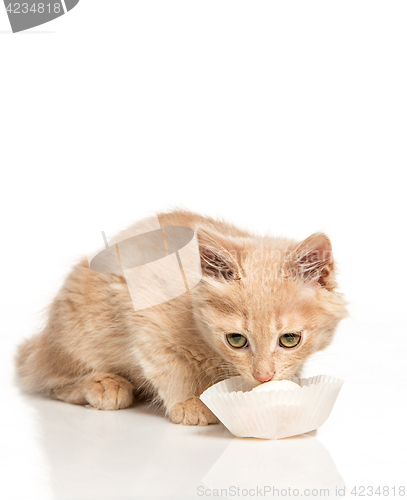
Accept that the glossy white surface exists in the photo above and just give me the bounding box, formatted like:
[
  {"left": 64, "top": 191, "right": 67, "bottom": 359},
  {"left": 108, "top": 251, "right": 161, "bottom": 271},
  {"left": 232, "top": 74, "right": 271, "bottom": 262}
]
[{"left": 1, "top": 322, "right": 406, "bottom": 499}]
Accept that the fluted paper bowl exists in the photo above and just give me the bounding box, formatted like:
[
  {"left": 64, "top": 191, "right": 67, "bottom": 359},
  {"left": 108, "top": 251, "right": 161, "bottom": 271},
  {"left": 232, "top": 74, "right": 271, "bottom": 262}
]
[{"left": 200, "top": 375, "right": 344, "bottom": 440}]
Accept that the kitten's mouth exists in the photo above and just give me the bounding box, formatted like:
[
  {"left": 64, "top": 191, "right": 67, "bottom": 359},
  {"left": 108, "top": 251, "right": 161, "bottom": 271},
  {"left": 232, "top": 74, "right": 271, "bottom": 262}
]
[
  {"left": 239, "top": 374, "right": 272, "bottom": 385},
  {"left": 254, "top": 374, "right": 275, "bottom": 383}
]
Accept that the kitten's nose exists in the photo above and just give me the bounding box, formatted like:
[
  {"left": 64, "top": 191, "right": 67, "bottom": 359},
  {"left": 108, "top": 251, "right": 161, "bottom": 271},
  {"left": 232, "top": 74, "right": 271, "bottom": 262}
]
[{"left": 253, "top": 372, "right": 274, "bottom": 382}]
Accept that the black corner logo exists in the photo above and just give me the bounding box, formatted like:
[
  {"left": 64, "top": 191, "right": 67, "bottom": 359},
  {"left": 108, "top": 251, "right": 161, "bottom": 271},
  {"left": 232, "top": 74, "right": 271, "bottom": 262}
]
[{"left": 4, "top": 1, "right": 80, "bottom": 33}]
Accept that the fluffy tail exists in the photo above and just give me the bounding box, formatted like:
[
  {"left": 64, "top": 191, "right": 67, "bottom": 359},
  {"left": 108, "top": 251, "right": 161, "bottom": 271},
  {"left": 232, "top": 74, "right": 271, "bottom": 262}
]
[
  {"left": 15, "top": 334, "right": 49, "bottom": 394},
  {"left": 14, "top": 331, "right": 83, "bottom": 396}
]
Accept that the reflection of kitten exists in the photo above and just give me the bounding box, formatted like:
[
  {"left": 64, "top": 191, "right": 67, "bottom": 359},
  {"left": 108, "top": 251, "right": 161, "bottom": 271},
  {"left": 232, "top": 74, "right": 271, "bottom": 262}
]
[{"left": 15, "top": 210, "right": 347, "bottom": 425}]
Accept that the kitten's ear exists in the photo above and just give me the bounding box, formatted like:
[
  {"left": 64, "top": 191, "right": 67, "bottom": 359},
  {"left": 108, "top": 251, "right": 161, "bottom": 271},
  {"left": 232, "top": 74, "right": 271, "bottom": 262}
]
[
  {"left": 287, "top": 233, "right": 336, "bottom": 290},
  {"left": 196, "top": 227, "right": 241, "bottom": 280}
]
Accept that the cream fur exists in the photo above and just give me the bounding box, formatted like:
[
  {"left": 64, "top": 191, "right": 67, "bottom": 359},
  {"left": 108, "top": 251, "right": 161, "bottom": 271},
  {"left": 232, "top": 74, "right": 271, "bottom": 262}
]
[{"left": 15, "top": 209, "right": 348, "bottom": 425}]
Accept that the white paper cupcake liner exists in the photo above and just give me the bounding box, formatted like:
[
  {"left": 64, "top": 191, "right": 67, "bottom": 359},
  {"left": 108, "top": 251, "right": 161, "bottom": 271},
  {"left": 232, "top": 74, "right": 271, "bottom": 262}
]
[{"left": 200, "top": 375, "right": 344, "bottom": 440}]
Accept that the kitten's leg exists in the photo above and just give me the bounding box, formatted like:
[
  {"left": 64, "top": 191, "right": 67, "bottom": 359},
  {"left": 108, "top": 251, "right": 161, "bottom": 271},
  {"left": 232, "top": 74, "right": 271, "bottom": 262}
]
[
  {"left": 169, "top": 397, "right": 219, "bottom": 426},
  {"left": 16, "top": 331, "right": 134, "bottom": 410},
  {"left": 145, "top": 363, "right": 219, "bottom": 426},
  {"left": 52, "top": 373, "right": 134, "bottom": 411}
]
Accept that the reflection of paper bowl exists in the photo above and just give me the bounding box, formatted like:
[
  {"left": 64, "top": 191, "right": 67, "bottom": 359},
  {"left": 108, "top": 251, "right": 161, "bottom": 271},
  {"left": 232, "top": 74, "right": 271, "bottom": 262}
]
[
  {"left": 202, "top": 433, "right": 346, "bottom": 493},
  {"left": 200, "top": 375, "right": 344, "bottom": 440}
]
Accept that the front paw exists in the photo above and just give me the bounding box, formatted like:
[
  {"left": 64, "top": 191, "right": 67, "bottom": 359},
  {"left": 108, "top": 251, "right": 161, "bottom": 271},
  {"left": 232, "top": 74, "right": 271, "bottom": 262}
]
[
  {"left": 169, "top": 397, "right": 219, "bottom": 426},
  {"left": 84, "top": 373, "right": 133, "bottom": 410}
]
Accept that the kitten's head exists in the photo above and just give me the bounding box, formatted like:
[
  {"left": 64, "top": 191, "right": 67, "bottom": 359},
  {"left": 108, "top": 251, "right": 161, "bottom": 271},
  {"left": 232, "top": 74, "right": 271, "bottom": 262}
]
[{"left": 191, "top": 227, "right": 348, "bottom": 384}]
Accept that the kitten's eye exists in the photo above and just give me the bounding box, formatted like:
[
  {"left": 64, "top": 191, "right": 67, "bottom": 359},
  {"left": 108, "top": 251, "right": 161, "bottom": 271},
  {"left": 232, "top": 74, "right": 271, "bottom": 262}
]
[
  {"left": 279, "top": 333, "right": 301, "bottom": 348},
  {"left": 226, "top": 333, "right": 248, "bottom": 348}
]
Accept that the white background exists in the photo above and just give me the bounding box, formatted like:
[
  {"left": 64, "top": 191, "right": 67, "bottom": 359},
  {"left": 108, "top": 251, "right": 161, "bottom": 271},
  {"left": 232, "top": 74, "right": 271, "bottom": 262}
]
[{"left": 0, "top": 1, "right": 406, "bottom": 499}]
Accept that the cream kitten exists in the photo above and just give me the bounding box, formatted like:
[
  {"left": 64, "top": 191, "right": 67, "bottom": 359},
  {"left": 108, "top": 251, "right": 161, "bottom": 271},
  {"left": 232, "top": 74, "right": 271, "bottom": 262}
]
[{"left": 15, "top": 210, "right": 347, "bottom": 425}]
